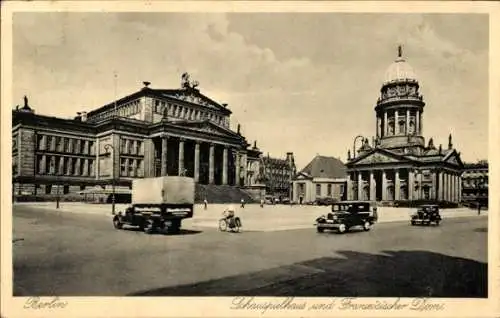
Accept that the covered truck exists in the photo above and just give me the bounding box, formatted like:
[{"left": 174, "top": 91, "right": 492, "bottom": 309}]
[{"left": 112, "top": 176, "right": 195, "bottom": 234}]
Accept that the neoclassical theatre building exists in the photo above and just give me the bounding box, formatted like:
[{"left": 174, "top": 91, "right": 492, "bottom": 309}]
[
  {"left": 346, "top": 47, "right": 464, "bottom": 203},
  {"left": 12, "top": 74, "right": 264, "bottom": 199}
]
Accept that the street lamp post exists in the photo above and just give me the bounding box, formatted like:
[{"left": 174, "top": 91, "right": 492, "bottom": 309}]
[
  {"left": 104, "top": 144, "right": 116, "bottom": 215},
  {"left": 50, "top": 161, "right": 60, "bottom": 209}
]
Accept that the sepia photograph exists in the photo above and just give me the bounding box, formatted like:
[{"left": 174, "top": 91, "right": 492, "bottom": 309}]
[{"left": 2, "top": 1, "right": 499, "bottom": 318}]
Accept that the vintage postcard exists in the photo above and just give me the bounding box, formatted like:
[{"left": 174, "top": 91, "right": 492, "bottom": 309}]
[{"left": 1, "top": 1, "right": 499, "bottom": 318}]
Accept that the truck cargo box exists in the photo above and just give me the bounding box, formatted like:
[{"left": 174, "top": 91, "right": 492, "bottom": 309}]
[{"left": 132, "top": 176, "right": 195, "bottom": 205}]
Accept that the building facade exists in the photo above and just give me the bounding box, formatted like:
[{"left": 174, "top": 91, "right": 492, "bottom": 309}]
[
  {"left": 461, "top": 160, "right": 488, "bottom": 206},
  {"left": 259, "top": 152, "right": 296, "bottom": 200},
  {"left": 12, "top": 74, "right": 262, "bottom": 197},
  {"left": 292, "top": 155, "right": 347, "bottom": 204},
  {"left": 346, "top": 47, "right": 464, "bottom": 204}
]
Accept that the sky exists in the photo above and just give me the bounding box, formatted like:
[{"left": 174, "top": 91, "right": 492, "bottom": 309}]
[{"left": 12, "top": 12, "right": 489, "bottom": 170}]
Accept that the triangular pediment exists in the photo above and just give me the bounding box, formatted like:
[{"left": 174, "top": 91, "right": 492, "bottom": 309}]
[
  {"left": 443, "top": 150, "right": 464, "bottom": 167},
  {"left": 173, "top": 120, "right": 241, "bottom": 139},
  {"left": 293, "top": 172, "right": 312, "bottom": 180},
  {"left": 350, "top": 149, "right": 411, "bottom": 166},
  {"left": 158, "top": 89, "right": 226, "bottom": 112}
]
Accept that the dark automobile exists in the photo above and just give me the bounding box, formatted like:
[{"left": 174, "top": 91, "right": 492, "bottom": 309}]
[
  {"left": 410, "top": 204, "right": 441, "bottom": 226},
  {"left": 314, "top": 201, "right": 378, "bottom": 234}
]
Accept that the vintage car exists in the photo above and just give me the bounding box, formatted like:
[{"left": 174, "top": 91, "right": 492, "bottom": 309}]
[
  {"left": 410, "top": 204, "right": 441, "bottom": 226},
  {"left": 314, "top": 201, "right": 378, "bottom": 234}
]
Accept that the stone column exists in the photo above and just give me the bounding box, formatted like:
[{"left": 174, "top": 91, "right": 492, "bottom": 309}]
[
  {"left": 40, "top": 155, "right": 47, "bottom": 174},
  {"left": 408, "top": 169, "right": 414, "bottom": 201},
  {"left": 438, "top": 171, "right": 443, "bottom": 200},
  {"left": 75, "top": 158, "right": 81, "bottom": 176},
  {"left": 83, "top": 159, "right": 89, "bottom": 176},
  {"left": 241, "top": 152, "right": 248, "bottom": 186},
  {"left": 416, "top": 110, "right": 420, "bottom": 135},
  {"left": 395, "top": 110, "right": 399, "bottom": 134},
  {"left": 161, "top": 136, "right": 168, "bottom": 176},
  {"left": 222, "top": 147, "right": 228, "bottom": 185},
  {"left": 376, "top": 117, "right": 380, "bottom": 138},
  {"left": 384, "top": 112, "right": 388, "bottom": 136},
  {"left": 417, "top": 170, "right": 423, "bottom": 200},
  {"left": 178, "top": 138, "right": 185, "bottom": 176},
  {"left": 209, "top": 144, "right": 215, "bottom": 184},
  {"left": 444, "top": 172, "right": 450, "bottom": 201},
  {"left": 66, "top": 158, "right": 72, "bottom": 175},
  {"left": 431, "top": 170, "right": 437, "bottom": 200},
  {"left": 194, "top": 141, "right": 200, "bottom": 182},
  {"left": 382, "top": 170, "right": 387, "bottom": 200},
  {"left": 358, "top": 171, "right": 363, "bottom": 201},
  {"left": 235, "top": 151, "right": 241, "bottom": 187},
  {"left": 347, "top": 173, "right": 352, "bottom": 200},
  {"left": 458, "top": 174, "right": 462, "bottom": 203},
  {"left": 95, "top": 139, "right": 100, "bottom": 179},
  {"left": 369, "top": 171, "right": 376, "bottom": 201},
  {"left": 395, "top": 169, "right": 400, "bottom": 200},
  {"left": 406, "top": 109, "right": 410, "bottom": 135}
]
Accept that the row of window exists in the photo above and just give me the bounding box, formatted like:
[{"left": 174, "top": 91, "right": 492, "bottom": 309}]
[
  {"left": 153, "top": 99, "right": 227, "bottom": 126},
  {"left": 37, "top": 134, "right": 95, "bottom": 155},
  {"left": 120, "top": 158, "right": 144, "bottom": 177},
  {"left": 120, "top": 138, "right": 144, "bottom": 156},
  {"left": 89, "top": 100, "right": 141, "bottom": 122},
  {"left": 316, "top": 183, "right": 345, "bottom": 196},
  {"left": 36, "top": 155, "right": 95, "bottom": 177}
]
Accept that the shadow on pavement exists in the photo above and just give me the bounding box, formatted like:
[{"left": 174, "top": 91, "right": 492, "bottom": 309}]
[
  {"left": 474, "top": 227, "right": 488, "bottom": 233},
  {"left": 129, "top": 250, "right": 487, "bottom": 298}
]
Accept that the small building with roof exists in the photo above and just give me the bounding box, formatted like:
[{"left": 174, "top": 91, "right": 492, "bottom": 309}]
[
  {"left": 345, "top": 46, "right": 464, "bottom": 204},
  {"left": 292, "top": 155, "right": 347, "bottom": 204}
]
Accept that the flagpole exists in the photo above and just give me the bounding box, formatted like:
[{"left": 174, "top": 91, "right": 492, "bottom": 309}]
[{"left": 113, "top": 71, "right": 118, "bottom": 118}]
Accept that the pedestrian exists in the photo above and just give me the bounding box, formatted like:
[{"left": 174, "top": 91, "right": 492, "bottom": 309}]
[
  {"left": 260, "top": 198, "right": 264, "bottom": 208},
  {"left": 240, "top": 198, "right": 245, "bottom": 208},
  {"left": 477, "top": 201, "right": 481, "bottom": 215},
  {"left": 204, "top": 198, "right": 208, "bottom": 210}
]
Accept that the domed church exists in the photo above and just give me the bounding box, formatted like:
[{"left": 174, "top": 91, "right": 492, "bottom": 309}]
[{"left": 345, "top": 46, "right": 464, "bottom": 203}]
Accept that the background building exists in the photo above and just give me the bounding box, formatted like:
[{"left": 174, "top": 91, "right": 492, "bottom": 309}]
[
  {"left": 12, "top": 74, "right": 262, "bottom": 203},
  {"left": 346, "top": 47, "right": 464, "bottom": 205},
  {"left": 461, "top": 160, "right": 488, "bottom": 206},
  {"left": 259, "top": 152, "right": 296, "bottom": 201},
  {"left": 292, "top": 155, "right": 347, "bottom": 204}
]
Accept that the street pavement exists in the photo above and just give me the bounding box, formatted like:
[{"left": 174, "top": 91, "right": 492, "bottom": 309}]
[{"left": 12, "top": 204, "right": 487, "bottom": 297}]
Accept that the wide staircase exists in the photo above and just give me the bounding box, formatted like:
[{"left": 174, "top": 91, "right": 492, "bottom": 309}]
[{"left": 195, "top": 184, "right": 256, "bottom": 204}]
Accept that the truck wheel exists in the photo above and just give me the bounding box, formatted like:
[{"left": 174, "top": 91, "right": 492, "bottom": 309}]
[
  {"left": 338, "top": 224, "right": 347, "bottom": 234},
  {"left": 363, "top": 221, "right": 371, "bottom": 231},
  {"left": 113, "top": 216, "right": 123, "bottom": 229},
  {"left": 144, "top": 219, "right": 155, "bottom": 234},
  {"left": 317, "top": 227, "right": 324, "bottom": 233}
]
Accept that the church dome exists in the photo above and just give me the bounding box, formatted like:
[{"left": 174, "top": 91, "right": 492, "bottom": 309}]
[{"left": 383, "top": 46, "right": 417, "bottom": 84}]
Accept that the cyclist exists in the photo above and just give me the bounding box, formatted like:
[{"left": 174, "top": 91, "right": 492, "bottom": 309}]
[{"left": 223, "top": 205, "right": 236, "bottom": 222}]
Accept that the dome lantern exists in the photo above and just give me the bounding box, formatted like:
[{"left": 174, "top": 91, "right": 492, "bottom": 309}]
[{"left": 383, "top": 45, "right": 417, "bottom": 85}]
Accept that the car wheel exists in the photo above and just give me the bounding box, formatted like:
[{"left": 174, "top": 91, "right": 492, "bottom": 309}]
[
  {"left": 338, "top": 224, "right": 347, "bottom": 234},
  {"left": 317, "top": 227, "right": 324, "bottom": 233},
  {"left": 363, "top": 221, "right": 371, "bottom": 231},
  {"left": 113, "top": 216, "right": 123, "bottom": 229},
  {"left": 144, "top": 219, "right": 155, "bottom": 234}
]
